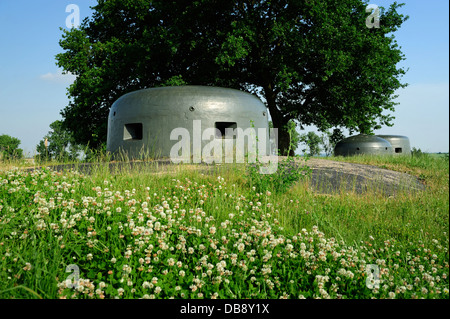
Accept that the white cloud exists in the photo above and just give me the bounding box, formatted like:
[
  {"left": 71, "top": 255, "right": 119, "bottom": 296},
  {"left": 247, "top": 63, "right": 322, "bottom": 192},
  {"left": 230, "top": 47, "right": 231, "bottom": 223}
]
[{"left": 40, "top": 69, "right": 77, "bottom": 84}]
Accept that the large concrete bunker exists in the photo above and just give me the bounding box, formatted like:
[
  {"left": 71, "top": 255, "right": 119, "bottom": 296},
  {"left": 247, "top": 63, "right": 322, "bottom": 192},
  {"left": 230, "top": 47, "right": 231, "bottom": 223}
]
[
  {"left": 334, "top": 134, "right": 393, "bottom": 157},
  {"left": 106, "top": 86, "right": 271, "bottom": 161},
  {"left": 376, "top": 135, "right": 411, "bottom": 155}
]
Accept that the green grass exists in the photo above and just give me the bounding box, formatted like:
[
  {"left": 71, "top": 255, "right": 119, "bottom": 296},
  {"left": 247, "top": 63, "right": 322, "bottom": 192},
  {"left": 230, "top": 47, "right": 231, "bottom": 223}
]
[{"left": 0, "top": 154, "right": 448, "bottom": 299}]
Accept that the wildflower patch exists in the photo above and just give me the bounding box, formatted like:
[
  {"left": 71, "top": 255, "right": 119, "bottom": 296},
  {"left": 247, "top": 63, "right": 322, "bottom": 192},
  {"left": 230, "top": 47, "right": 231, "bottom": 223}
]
[{"left": 0, "top": 167, "right": 448, "bottom": 299}]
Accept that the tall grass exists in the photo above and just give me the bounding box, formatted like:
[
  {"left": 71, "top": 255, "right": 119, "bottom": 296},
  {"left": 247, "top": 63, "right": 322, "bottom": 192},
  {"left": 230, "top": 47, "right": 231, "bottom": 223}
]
[{"left": 0, "top": 154, "right": 448, "bottom": 299}]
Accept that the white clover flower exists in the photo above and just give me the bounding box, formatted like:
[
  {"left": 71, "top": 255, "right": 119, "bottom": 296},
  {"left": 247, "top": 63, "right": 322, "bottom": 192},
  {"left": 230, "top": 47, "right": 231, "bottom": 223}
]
[
  {"left": 122, "top": 264, "right": 132, "bottom": 274},
  {"left": 23, "top": 263, "right": 32, "bottom": 271},
  {"left": 143, "top": 281, "right": 153, "bottom": 289},
  {"left": 65, "top": 278, "right": 73, "bottom": 288},
  {"left": 167, "top": 258, "right": 175, "bottom": 266},
  {"left": 262, "top": 252, "right": 272, "bottom": 262}
]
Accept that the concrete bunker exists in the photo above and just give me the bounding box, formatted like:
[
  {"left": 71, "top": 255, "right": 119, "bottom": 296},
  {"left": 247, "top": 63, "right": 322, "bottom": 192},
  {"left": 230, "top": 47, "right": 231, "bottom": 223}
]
[
  {"left": 376, "top": 135, "right": 411, "bottom": 155},
  {"left": 334, "top": 134, "right": 393, "bottom": 157},
  {"left": 106, "top": 86, "right": 271, "bottom": 161}
]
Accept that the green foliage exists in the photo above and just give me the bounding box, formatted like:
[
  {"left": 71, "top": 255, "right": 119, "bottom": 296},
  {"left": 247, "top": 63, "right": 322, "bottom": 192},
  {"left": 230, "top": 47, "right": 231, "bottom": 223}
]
[
  {"left": 0, "top": 154, "right": 448, "bottom": 299},
  {"left": 246, "top": 120, "right": 310, "bottom": 194},
  {"left": 285, "top": 120, "right": 300, "bottom": 154},
  {"left": 299, "top": 131, "right": 322, "bottom": 156},
  {"left": 160, "top": 75, "right": 188, "bottom": 87},
  {"left": 321, "top": 129, "right": 346, "bottom": 156},
  {"left": 411, "top": 147, "right": 427, "bottom": 158},
  {"left": 56, "top": 0, "right": 408, "bottom": 153},
  {"left": 35, "top": 121, "right": 82, "bottom": 163},
  {"left": 0, "top": 134, "right": 23, "bottom": 160},
  {"left": 246, "top": 158, "right": 311, "bottom": 194}
]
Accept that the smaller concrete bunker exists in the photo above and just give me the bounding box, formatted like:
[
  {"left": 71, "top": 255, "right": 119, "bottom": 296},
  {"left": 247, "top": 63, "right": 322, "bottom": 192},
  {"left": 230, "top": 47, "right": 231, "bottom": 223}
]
[
  {"left": 106, "top": 86, "right": 271, "bottom": 161},
  {"left": 376, "top": 135, "right": 411, "bottom": 155},
  {"left": 334, "top": 134, "right": 393, "bottom": 157}
]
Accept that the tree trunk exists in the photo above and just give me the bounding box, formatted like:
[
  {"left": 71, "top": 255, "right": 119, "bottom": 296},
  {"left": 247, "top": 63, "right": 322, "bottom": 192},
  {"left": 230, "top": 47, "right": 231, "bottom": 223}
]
[{"left": 263, "top": 86, "right": 294, "bottom": 156}]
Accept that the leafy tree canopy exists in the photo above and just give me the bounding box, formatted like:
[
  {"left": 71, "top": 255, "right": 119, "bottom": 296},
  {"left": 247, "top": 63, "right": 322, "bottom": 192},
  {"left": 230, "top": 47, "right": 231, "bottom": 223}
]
[
  {"left": 0, "top": 134, "right": 23, "bottom": 160},
  {"left": 299, "top": 131, "right": 322, "bottom": 156},
  {"left": 36, "top": 120, "right": 82, "bottom": 162},
  {"left": 321, "top": 128, "right": 346, "bottom": 156},
  {"left": 57, "top": 0, "right": 408, "bottom": 154}
]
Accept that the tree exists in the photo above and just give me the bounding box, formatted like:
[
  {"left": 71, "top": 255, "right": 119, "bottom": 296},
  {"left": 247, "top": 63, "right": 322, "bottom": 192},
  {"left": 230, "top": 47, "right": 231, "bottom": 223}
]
[
  {"left": 299, "top": 131, "right": 322, "bottom": 156},
  {"left": 0, "top": 134, "right": 23, "bottom": 160},
  {"left": 36, "top": 120, "right": 82, "bottom": 162},
  {"left": 56, "top": 0, "right": 408, "bottom": 154},
  {"left": 321, "top": 128, "right": 346, "bottom": 156},
  {"left": 271, "top": 120, "right": 301, "bottom": 155}
]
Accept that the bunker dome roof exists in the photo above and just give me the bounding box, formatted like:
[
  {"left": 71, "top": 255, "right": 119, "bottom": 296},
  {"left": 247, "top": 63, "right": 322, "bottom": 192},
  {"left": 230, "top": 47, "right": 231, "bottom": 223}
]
[
  {"left": 376, "top": 135, "right": 410, "bottom": 141},
  {"left": 336, "top": 134, "right": 392, "bottom": 147},
  {"left": 109, "top": 85, "right": 267, "bottom": 118}
]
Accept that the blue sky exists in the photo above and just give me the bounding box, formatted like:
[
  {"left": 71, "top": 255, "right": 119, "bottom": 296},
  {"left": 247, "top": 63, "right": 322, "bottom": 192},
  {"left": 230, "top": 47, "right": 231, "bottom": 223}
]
[{"left": 0, "top": 1, "right": 448, "bottom": 156}]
